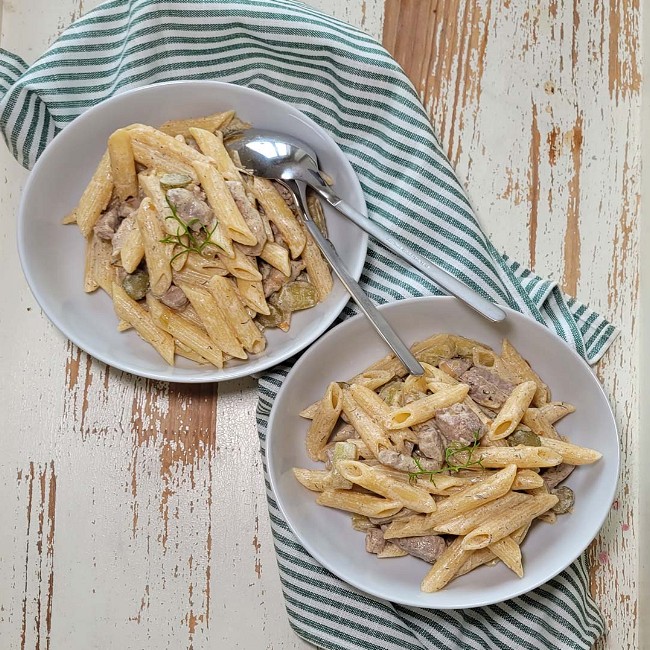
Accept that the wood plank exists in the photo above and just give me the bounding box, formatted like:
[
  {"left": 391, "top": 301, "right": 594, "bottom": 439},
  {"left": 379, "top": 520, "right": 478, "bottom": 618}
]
[{"left": 382, "top": 2, "right": 640, "bottom": 647}]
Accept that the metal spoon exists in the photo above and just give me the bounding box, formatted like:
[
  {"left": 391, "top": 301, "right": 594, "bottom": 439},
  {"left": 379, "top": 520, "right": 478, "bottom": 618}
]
[
  {"left": 280, "top": 178, "right": 423, "bottom": 376},
  {"left": 224, "top": 128, "right": 506, "bottom": 323}
]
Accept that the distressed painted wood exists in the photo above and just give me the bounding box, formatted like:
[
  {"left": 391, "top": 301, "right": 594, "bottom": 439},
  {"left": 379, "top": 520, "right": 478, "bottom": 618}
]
[
  {"left": 383, "top": 1, "right": 640, "bottom": 648},
  {"left": 0, "top": 1, "right": 640, "bottom": 649}
]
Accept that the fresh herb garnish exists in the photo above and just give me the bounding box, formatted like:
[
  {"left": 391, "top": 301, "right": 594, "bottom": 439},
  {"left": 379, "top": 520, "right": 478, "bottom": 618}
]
[
  {"left": 408, "top": 431, "right": 484, "bottom": 484},
  {"left": 159, "top": 197, "right": 219, "bottom": 263}
]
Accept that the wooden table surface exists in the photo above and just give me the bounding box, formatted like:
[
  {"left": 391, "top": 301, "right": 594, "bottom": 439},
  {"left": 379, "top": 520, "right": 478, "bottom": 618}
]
[{"left": 0, "top": 1, "right": 640, "bottom": 649}]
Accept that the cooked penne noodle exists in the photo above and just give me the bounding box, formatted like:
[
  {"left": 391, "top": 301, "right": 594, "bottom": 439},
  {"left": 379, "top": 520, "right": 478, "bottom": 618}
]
[
  {"left": 252, "top": 177, "right": 306, "bottom": 258},
  {"left": 131, "top": 140, "right": 198, "bottom": 180},
  {"left": 300, "top": 225, "right": 333, "bottom": 301},
  {"left": 236, "top": 278, "right": 271, "bottom": 315},
  {"left": 115, "top": 214, "right": 145, "bottom": 274},
  {"left": 129, "top": 125, "right": 210, "bottom": 165},
  {"left": 218, "top": 245, "right": 263, "bottom": 281},
  {"left": 538, "top": 437, "right": 602, "bottom": 465},
  {"left": 84, "top": 234, "right": 113, "bottom": 294},
  {"left": 112, "top": 283, "right": 174, "bottom": 365},
  {"left": 341, "top": 390, "right": 392, "bottom": 458},
  {"left": 431, "top": 491, "right": 530, "bottom": 535},
  {"left": 159, "top": 110, "right": 235, "bottom": 138},
  {"left": 387, "top": 384, "right": 469, "bottom": 429},
  {"left": 522, "top": 407, "right": 561, "bottom": 440},
  {"left": 499, "top": 339, "right": 550, "bottom": 406},
  {"left": 338, "top": 460, "right": 436, "bottom": 513},
  {"left": 464, "top": 445, "right": 563, "bottom": 468},
  {"left": 180, "top": 284, "right": 247, "bottom": 359},
  {"left": 189, "top": 127, "right": 241, "bottom": 181},
  {"left": 193, "top": 160, "right": 257, "bottom": 246},
  {"left": 147, "top": 295, "right": 223, "bottom": 368},
  {"left": 461, "top": 493, "right": 558, "bottom": 550},
  {"left": 539, "top": 401, "right": 576, "bottom": 424},
  {"left": 135, "top": 198, "right": 173, "bottom": 297},
  {"left": 488, "top": 534, "right": 523, "bottom": 577},
  {"left": 75, "top": 151, "right": 113, "bottom": 238},
  {"left": 305, "top": 382, "right": 343, "bottom": 461},
  {"left": 384, "top": 465, "right": 517, "bottom": 539},
  {"left": 349, "top": 383, "right": 394, "bottom": 429},
  {"left": 377, "top": 543, "right": 409, "bottom": 559},
  {"left": 488, "top": 380, "right": 537, "bottom": 439},
  {"left": 511, "top": 469, "right": 545, "bottom": 490},
  {"left": 259, "top": 241, "right": 291, "bottom": 276},
  {"left": 421, "top": 536, "right": 472, "bottom": 593},
  {"left": 174, "top": 340, "right": 210, "bottom": 364},
  {"left": 206, "top": 276, "right": 265, "bottom": 354},
  {"left": 62, "top": 210, "right": 77, "bottom": 225},
  {"left": 316, "top": 490, "right": 403, "bottom": 519},
  {"left": 108, "top": 128, "right": 138, "bottom": 201},
  {"left": 292, "top": 468, "right": 333, "bottom": 492}
]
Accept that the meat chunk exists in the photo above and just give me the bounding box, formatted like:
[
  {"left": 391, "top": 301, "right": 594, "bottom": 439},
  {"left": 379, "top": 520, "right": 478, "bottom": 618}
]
[
  {"left": 116, "top": 196, "right": 141, "bottom": 218},
  {"left": 365, "top": 528, "right": 385, "bottom": 554},
  {"left": 392, "top": 535, "right": 447, "bottom": 563},
  {"left": 377, "top": 449, "right": 441, "bottom": 474},
  {"left": 166, "top": 188, "right": 213, "bottom": 231},
  {"left": 413, "top": 420, "right": 445, "bottom": 469},
  {"left": 159, "top": 285, "right": 188, "bottom": 310},
  {"left": 226, "top": 180, "right": 267, "bottom": 256},
  {"left": 434, "top": 402, "right": 484, "bottom": 446},
  {"left": 263, "top": 260, "right": 305, "bottom": 298},
  {"left": 93, "top": 208, "right": 119, "bottom": 241},
  {"left": 439, "top": 357, "right": 473, "bottom": 379},
  {"left": 541, "top": 463, "right": 576, "bottom": 490},
  {"left": 460, "top": 366, "right": 515, "bottom": 409}
]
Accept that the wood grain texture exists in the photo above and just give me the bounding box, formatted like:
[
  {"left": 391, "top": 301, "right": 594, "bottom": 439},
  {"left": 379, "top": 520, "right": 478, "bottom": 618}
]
[
  {"left": 0, "top": 2, "right": 382, "bottom": 650},
  {"left": 383, "top": 2, "right": 640, "bottom": 648}
]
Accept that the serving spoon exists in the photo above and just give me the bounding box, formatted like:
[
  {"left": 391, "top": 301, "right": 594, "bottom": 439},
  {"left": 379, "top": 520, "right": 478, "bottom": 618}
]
[
  {"left": 224, "top": 128, "right": 506, "bottom": 323},
  {"left": 279, "top": 178, "right": 424, "bottom": 376}
]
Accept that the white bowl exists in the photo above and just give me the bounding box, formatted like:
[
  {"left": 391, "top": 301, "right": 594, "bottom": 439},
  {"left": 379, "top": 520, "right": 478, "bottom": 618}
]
[
  {"left": 267, "top": 296, "right": 619, "bottom": 608},
  {"left": 17, "top": 81, "right": 368, "bottom": 382}
]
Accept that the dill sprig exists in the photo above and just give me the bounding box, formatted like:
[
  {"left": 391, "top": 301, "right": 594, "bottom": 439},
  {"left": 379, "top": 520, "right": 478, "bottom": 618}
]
[
  {"left": 408, "top": 431, "right": 484, "bottom": 484},
  {"left": 159, "top": 197, "right": 219, "bottom": 263}
]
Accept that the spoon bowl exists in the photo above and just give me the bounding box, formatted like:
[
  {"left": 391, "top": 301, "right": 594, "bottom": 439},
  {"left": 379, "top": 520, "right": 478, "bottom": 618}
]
[{"left": 225, "top": 128, "right": 506, "bottom": 323}]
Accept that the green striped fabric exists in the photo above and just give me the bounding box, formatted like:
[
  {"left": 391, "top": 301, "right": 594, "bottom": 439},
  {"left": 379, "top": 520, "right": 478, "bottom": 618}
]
[{"left": 0, "top": 1, "right": 613, "bottom": 648}]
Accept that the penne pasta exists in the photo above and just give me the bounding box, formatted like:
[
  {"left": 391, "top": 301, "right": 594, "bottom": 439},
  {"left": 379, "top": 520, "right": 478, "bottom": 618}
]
[
  {"left": 193, "top": 160, "right": 257, "bottom": 246},
  {"left": 538, "top": 437, "right": 602, "bottom": 465},
  {"left": 179, "top": 284, "right": 247, "bottom": 359},
  {"left": 387, "top": 384, "right": 469, "bottom": 429},
  {"left": 112, "top": 283, "right": 174, "bottom": 364},
  {"left": 147, "top": 295, "right": 223, "bottom": 368},
  {"left": 159, "top": 110, "right": 235, "bottom": 138},
  {"left": 108, "top": 128, "right": 138, "bottom": 201},
  {"left": 135, "top": 198, "right": 173, "bottom": 297},
  {"left": 206, "top": 275, "right": 265, "bottom": 354},
  {"left": 316, "top": 490, "right": 403, "bottom": 519},
  {"left": 236, "top": 278, "right": 270, "bottom": 316},
  {"left": 340, "top": 390, "right": 392, "bottom": 459},
  {"left": 488, "top": 380, "right": 537, "bottom": 439},
  {"left": 305, "top": 382, "right": 343, "bottom": 461},
  {"left": 75, "top": 151, "right": 114, "bottom": 238},
  {"left": 252, "top": 177, "right": 306, "bottom": 258}
]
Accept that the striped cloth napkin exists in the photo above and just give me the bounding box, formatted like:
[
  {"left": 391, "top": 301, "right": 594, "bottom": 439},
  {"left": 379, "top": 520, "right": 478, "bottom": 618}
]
[{"left": 0, "top": 1, "right": 615, "bottom": 648}]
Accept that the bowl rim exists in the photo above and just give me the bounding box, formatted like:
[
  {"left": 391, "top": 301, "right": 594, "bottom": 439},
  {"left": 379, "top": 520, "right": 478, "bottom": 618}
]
[
  {"left": 17, "top": 79, "right": 369, "bottom": 383},
  {"left": 266, "top": 295, "right": 620, "bottom": 609}
]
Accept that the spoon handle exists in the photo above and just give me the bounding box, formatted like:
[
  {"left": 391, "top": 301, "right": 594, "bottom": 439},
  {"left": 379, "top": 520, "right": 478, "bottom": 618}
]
[
  {"left": 285, "top": 181, "right": 424, "bottom": 377},
  {"left": 311, "top": 186, "right": 506, "bottom": 323}
]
